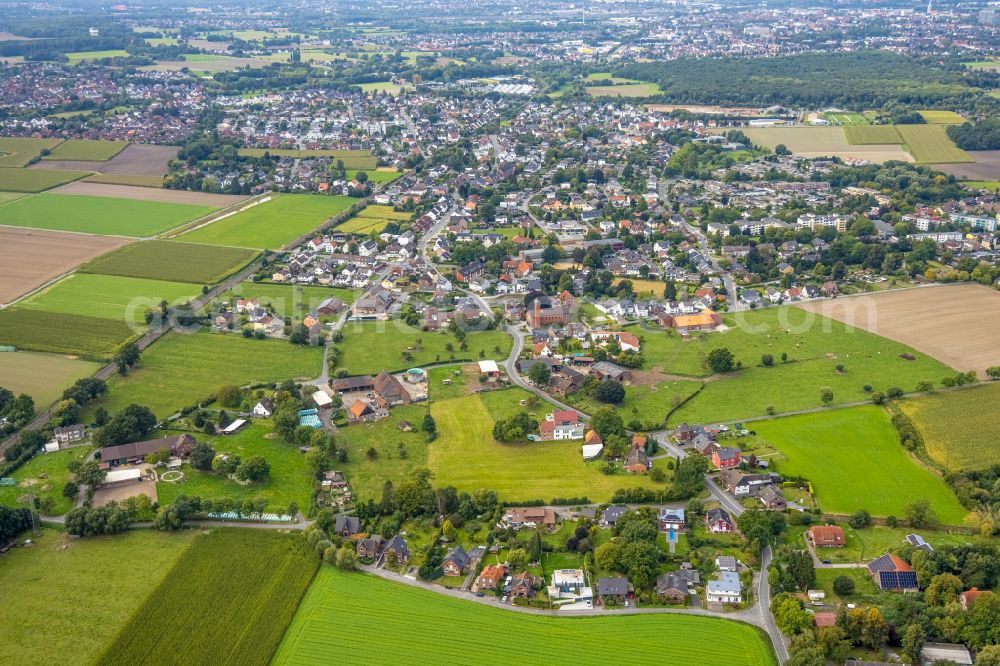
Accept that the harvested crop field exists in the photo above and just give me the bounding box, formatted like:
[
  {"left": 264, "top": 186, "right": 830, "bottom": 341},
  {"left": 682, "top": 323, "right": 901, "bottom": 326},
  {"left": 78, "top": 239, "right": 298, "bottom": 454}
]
[
  {"left": 0, "top": 226, "right": 131, "bottom": 305},
  {"left": 83, "top": 173, "right": 164, "bottom": 187},
  {"left": 30, "top": 159, "right": 105, "bottom": 171},
  {"left": 586, "top": 82, "right": 663, "bottom": 97},
  {"left": 742, "top": 127, "right": 913, "bottom": 163},
  {"left": 0, "top": 192, "right": 217, "bottom": 236},
  {"left": 930, "top": 151, "right": 1000, "bottom": 181},
  {"left": 98, "top": 144, "right": 177, "bottom": 175},
  {"left": 80, "top": 240, "right": 258, "bottom": 284},
  {"left": 43, "top": 139, "right": 126, "bottom": 161},
  {"left": 796, "top": 284, "right": 1000, "bottom": 376},
  {"left": 0, "top": 168, "right": 91, "bottom": 192},
  {"left": 50, "top": 180, "right": 247, "bottom": 207}
]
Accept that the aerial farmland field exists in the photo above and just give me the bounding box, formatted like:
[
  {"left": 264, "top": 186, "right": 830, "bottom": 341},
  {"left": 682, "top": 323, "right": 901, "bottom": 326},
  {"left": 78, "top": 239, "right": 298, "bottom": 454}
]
[
  {"left": 80, "top": 240, "right": 259, "bottom": 284},
  {"left": 0, "top": 530, "right": 199, "bottom": 666},
  {"left": 917, "top": 110, "right": 966, "bottom": 124},
  {"left": 0, "top": 226, "right": 131, "bottom": 305},
  {"left": 42, "top": 139, "right": 127, "bottom": 161},
  {"left": 18, "top": 273, "right": 200, "bottom": 324},
  {"left": 180, "top": 193, "right": 355, "bottom": 249},
  {"left": 900, "top": 383, "right": 1000, "bottom": 472},
  {"left": 796, "top": 284, "right": 1000, "bottom": 377},
  {"left": 0, "top": 168, "right": 92, "bottom": 192},
  {"left": 0, "top": 137, "right": 64, "bottom": 167},
  {"left": 843, "top": 125, "right": 903, "bottom": 145},
  {"left": 99, "top": 530, "right": 317, "bottom": 666},
  {"left": 742, "top": 127, "right": 913, "bottom": 163},
  {"left": 754, "top": 406, "right": 968, "bottom": 524},
  {"left": 82, "top": 331, "right": 323, "bottom": 419},
  {"left": 0, "top": 350, "right": 99, "bottom": 407},
  {"left": 274, "top": 567, "right": 777, "bottom": 666},
  {"left": 0, "top": 193, "right": 217, "bottom": 236},
  {"left": 337, "top": 213, "right": 393, "bottom": 234},
  {"left": 0, "top": 309, "right": 135, "bottom": 357},
  {"left": 896, "top": 124, "right": 973, "bottom": 163}
]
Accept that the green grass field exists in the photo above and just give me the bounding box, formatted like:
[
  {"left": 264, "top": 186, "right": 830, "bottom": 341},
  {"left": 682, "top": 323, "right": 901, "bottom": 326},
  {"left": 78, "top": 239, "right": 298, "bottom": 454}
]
[
  {"left": 0, "top": 309, "right": 135, "bottom": 357},
  {"left": 348, "top": 169, "right": 401, "bottom": 184},
  {"left": 220, "top": 283, "right": 358, "bottom": 316},
  {"left": 275, "top": 567, "right": 776, "bottom": 665},
  {"left": 900, "top": 383, "right": 1000, "bottom": 471},
  {"left": 181, "top": 194, "right": 355, "bottom": 249},
  {"left": 754, "top": 406, "right": 968, "bottom": 524},
  {"left": 0, "top": 350, "right": 99, "bottom": 407},
  {"left": 0, "top": 447, "right": 91, "bottom": 515},
  {"left": 805, "top": 524, "right": 978, "bottom": 565},
  {"left": 0, "top": 168, "right": 92, "bottom": 192},
  {"left": 0, "top": 191, "right": 26, "bottom": 204},
  {"left": 961, "top": 181, "right": 1000, "bottom": 192},
  {"left": 337, "top": 214, "right": 392, "bottom": 234},
  {"left": 360, "top": 81, "right": 403, "bottom": 94},
  {"left": 844, "top": 125, "right": 903, "bottom": 145},
  {"left": 642, "top": 308, "right": 954, "bottom": 424},
  {"left": 155, "top": 422, "right": 313, "bottom": 510},
  {"left": 83, "top": 173, "right": 164, "bottom": 188},
  {"left": 43, "top": 139, "right": 127, "bottom": 161},
  {"left": 0, "top": 137, "right": 64, "bottom": 167},
  {"left": 80, "top": 240, "right": 258, "bottom": 284},
  {"left": 896, "top": 124, "right": 973, "bottom": 163},
  {"left": 19, "top": 273, "right": 200, "bottom": 324},
  {"left": 0, "top": 193, "right": 216, "bottom": 236},
  {"left": 82, "top": 331, "right": 323, "bottom": 420},
  {"left": 335, "top": 321, "right": 512, "bottom": 375},
  {"left": 237, "top": 148, "right": 377, "bottom": 169},
  {"left": 0, "top": 529, "right": 199, "bottom": 666},
  {"left": 335, "top": 403, "right": 430, "bottom": 501},
  {"left": 428, "top": 390, "right": 668, "bottom": 502},
  {"left": 586, "top": 82, "right": 663, "bottom": 97},
  {"left": 66, "top": 49, "right": 129, "bottom": 63},
  {"left": 565, "top": 379, "right": 702, "bottom": 429},
  {"left": 357, "top": 204, "right": 411, "bottom": 220},
  {"left": 99, "top": 529, "right": 317, "bottom": 666},
  {"left": 917, "top": 110, "right": 966, "bottom": 124}
]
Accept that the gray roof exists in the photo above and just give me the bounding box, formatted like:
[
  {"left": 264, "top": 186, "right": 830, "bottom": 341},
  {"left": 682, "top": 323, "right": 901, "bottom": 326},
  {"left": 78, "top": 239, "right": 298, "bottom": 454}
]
[
  {"left": 597, "top": 577, "right": 628, "bottom": 596},
  {"left": 335, "top": 515, "right": 360, "bottom": 534},
  {"left": 444, "top": 545, "right": 469, "bottom": 570},
  {"left": 602, "top": 505, "right": 628, "bottom": 524}
]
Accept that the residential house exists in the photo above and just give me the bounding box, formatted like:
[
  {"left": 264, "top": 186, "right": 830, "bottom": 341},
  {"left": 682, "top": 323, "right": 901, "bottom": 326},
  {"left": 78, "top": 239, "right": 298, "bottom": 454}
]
[
  {"left": 253, "top": 398, "right": 275, "bottom": 418},
  {"left": 625, "top": 442, "right": 651, "bottom": 473},
  {"left": 959, "top": 587, "right": 985, "bottom": 611},
  {"left": 356, "top": 535, "right": 384, "bottom": 559},
  {"left": 600, "top": 505, "right": 629, "bottom": 528},
  {"left": 477, "top": 564, "right": 507, "bottom": 591},
  {"left": 655, "top": 567, "right": 700, "bottom": 604},
  {"left": 334, "top": 515, "right": 361, "bottom": 538},
  {"left": 383, "top": 534, "right": 411, "bottom": 565},
  {"left": 373, "top": 370, "right": 410, "bottom": 407},
  {"left": 503, "top": 507, "right": 557, "bottom": 529},
  {"left": 549, "top": 569, "right": 587, "bottom": 598},
  {"left": 706, "top": 571, "right": 742, "bottom": 604},
  {"left": 723, "top": 471, "right": 779, "bottom": 497},
  {"left": 867, "top": 553, "right": 919, "bottom": 592},
  {"left": 716, "top": 555, "right": 738, "bottom": 572},
  {"left": 597, "top": 577, "right": 629, "bottom": 604},
  {"left": 711, "top": 447, "right": 741, "bottom": 470},
  {"left": 508, "top": 572, "right": 535, "bottom": 598},
  {"left": 658, "top": 508, "right": 686, "bottom": 532},
  {"left": 590, "top": 361, "right": 631, "bottom": 383},
  {"left": 442, "top": 545, "right": 470, "bottom": 576},
  {"left": 759, "top": 486, "right": 787, "bottom": 510},
  {"left": 53, "top": 424, "right": 86, "bottom": 447},
  {"left": 807, "top": 525, "right": 846, "bottom": 548},
  {"left": 706, "top": 508, "right": 735, "bottom": 534}
]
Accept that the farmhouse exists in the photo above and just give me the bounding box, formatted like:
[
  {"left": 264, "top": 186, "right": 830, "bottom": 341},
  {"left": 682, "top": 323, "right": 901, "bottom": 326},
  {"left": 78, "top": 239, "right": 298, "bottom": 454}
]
[
  {"left": 53, "top": 424, "right": 86, "bottom": 447},
  {"left": 711, "top": 447, "right": 741, "bottom": 470},
  {"left": 98, "top": 433, "right": 196, "bottom": 467},
  {"left": 660, "top": 311, "right": 723, "bottom": 332},
  {"left": 331, "top": 375, "right": 376, "bottom": 394},
  {"left": 590, "top": 361, "right": 631, "bottom": 383},
  {"left": 373, "top": 370, "right": 410, "bottom": 407},
  {"left": 253, "top": 398, "right": 275, "bottom": 418},
  {"left": 625, "top": 441, "right": 651, "bottom": 473},
  {"left": 806, "top": 525, "right": 846, "bottom": 548}
]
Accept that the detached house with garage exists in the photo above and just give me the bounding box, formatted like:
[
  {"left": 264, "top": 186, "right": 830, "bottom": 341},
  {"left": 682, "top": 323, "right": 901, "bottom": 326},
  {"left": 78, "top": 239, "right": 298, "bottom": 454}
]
[
  {"left": 442, "top": 545, "right": 470, "bottom": 576},
  {"left": 806, "top": 525, "right": 846, "bottom": 548},
  {"left": 706, "top": 508, "right": 735, "bottom": 534}
]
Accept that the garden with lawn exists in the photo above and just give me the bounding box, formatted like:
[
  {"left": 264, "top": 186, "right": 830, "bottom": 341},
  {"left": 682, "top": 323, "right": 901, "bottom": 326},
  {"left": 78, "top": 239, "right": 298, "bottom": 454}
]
[
  {"left": 754, "top": 407, "right": 968, "bottom": 524},
  {"left": 0, "top": 446, "right": 91, "bottom": 515}
]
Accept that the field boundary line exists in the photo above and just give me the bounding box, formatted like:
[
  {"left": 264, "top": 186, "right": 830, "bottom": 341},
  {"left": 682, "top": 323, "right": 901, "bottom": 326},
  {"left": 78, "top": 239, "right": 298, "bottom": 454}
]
[{"left": 164, "top": 191, "right": 271, "bottom": 239}]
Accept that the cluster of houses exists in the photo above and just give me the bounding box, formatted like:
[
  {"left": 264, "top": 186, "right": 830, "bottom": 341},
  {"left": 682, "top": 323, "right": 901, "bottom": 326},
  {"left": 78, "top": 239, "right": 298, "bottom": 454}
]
[{"left": 330, "top": 368, "right": 426, "bottom": 424}]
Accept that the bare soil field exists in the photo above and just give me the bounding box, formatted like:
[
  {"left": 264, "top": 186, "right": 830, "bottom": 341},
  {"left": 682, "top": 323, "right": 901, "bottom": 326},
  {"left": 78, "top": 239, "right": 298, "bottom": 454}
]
[
  {"left": 50, "top": 181, "right": 247, "bottom": 207},
  {"left": 930, "top": 151, "right": 1000, "bottom": 181},
  {"left": 92, "top": 476, "right": 158, "bottom": 507},
  {"left": 100, "top": 144, "right": 177, "bottom": 175},
  {"left": 0, "top": 227, "right": 131, "bottom": 305},
  {"left": 796, "top": 284, "right": 1000, "bottom": 376},
  {"left": 743, "top": 127, "right": 913, "bottom": 163}
]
